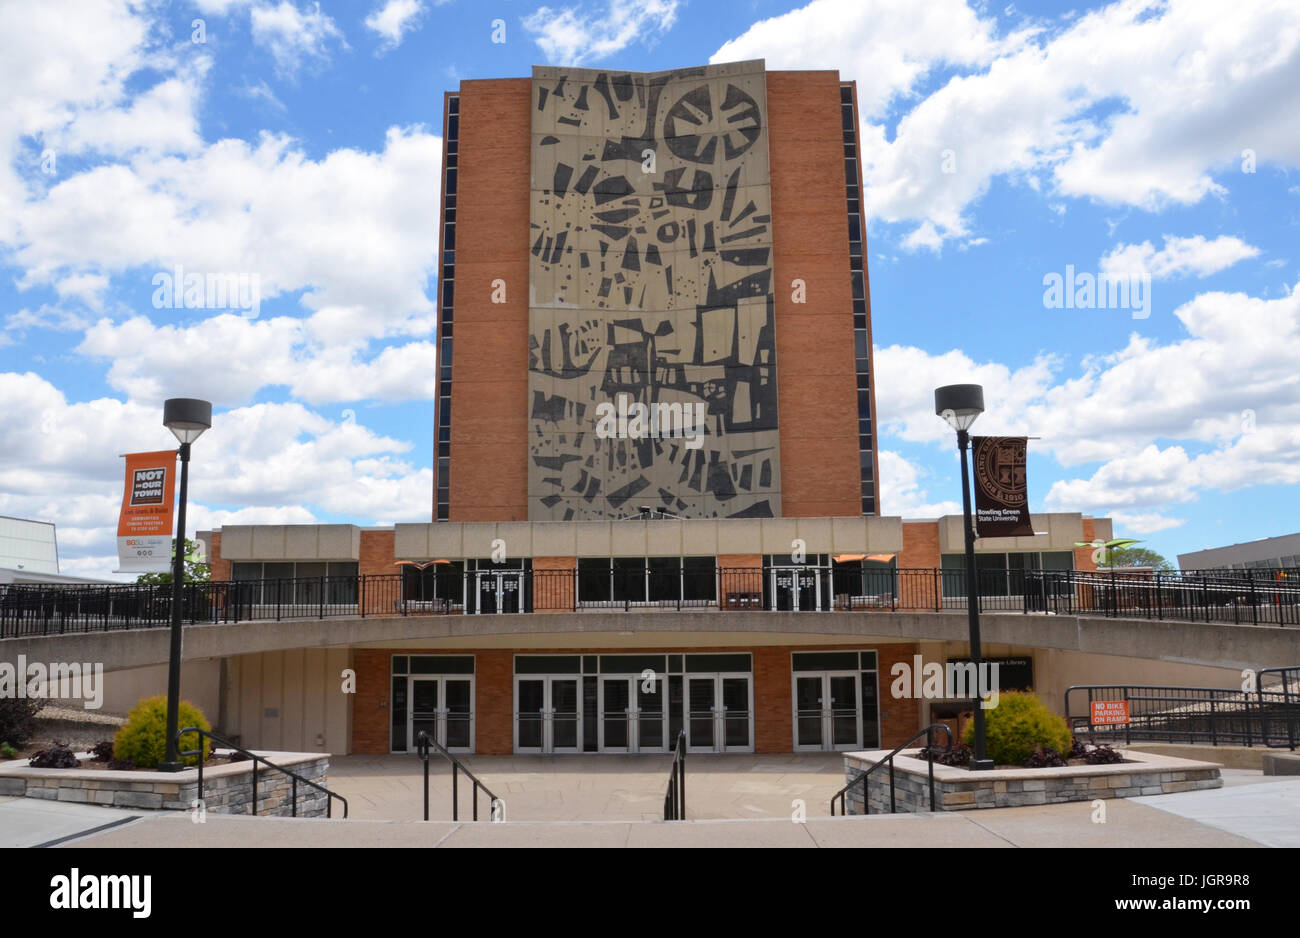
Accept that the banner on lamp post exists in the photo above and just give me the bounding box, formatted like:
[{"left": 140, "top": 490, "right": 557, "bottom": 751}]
[
  {"left": 971, "top": 436, "right": 1034, "bottom": 538},
  {"left": 115, "top": 450, "right": 178, "bottom": 573}
]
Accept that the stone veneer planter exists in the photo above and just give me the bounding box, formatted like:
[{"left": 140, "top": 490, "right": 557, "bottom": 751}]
[
  {"left": 0, "top": 751, "right": 333, "bottom": 818},
  {"left": 842, "top": 748, "right": 1222, "bottom": 814}
]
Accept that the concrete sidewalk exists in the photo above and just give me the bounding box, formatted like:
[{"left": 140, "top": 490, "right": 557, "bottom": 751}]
[
  {"left": 59, "top": 795, "right": 1262, "bottom": 848},
  {"left": 0, "top": 796, "right": 142, "bottom": 848},
  {"left": 326, "top": 752, "right": 847, "bottom": 822}
]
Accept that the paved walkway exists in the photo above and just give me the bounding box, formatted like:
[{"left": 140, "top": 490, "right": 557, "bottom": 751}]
[
  {"left": 5, "top": 757, "right": 1298, "bottom": 848},
  {"left": 327, "top": 752, "right": 845, "bottom": 822},
  {"left": 49, "top": 797, "right": 1266, "bottom": 848}
]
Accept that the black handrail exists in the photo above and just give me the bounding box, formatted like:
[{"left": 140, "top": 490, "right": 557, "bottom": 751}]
[
  {"left": 662, "top": 730, "right": 686, "bottom": 820},
  {"left": 830, "top": 723, "right": 953, "bottom": 816},
  {"left": 5, "top": 565, "right": 1298, "bottom": 640},
  {"left": 415, "top": 730, "right": 501, "bottom": 821},
  {"left": 1065, "top": 677, "right": 1300, "bottom": 751},
  {"left": 176, "top": 726, "right": 348, "bottom": 819}
]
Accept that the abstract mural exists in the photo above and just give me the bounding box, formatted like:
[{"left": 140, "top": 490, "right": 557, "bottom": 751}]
[{"left": 528, "top": 60, "right": 781, "bottom": 520}]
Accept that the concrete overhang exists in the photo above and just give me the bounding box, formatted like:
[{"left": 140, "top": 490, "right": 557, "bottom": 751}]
[{"left": 4, "top": 610, "right": 1293, "bottom": 674}]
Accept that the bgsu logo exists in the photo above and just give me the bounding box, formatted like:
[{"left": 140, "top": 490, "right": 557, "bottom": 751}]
[{"left": 130, "top": 468, "right": 166, "bottom": 505}]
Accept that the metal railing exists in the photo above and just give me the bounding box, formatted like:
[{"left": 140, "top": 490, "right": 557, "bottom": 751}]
[
  {"left": 830, "top": 723, "right": 953, "bottom": 816},
  {"left": 662, "top": 730, "right": 686, "bottom": 820},
  {"left": 5, "top": 565, "right": 1298, "bottom": 640},
  {"left": 176, "top": 726, "right": 348, "bottom": 818},
  {"left": 1257, "top": 666, "right": 1300, "bottom": 750},
  {"left": 415, "top": 730, "right": 501, "bottom": 821},
  {"left": 1065, "top": 674, "right": 1300, "bottom": 750},
  {"left": 1026, "top": 568, "right": 1300, "bottom": 626}
]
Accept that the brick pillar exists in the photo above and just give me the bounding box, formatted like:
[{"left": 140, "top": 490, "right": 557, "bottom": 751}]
[
  {"left": 360, "top": 529, "right": 396, "bottom": 615},
  {"left": 877, "top": 643, "right": 922, "bottom": 749},
  {"left": 898, "top": 522, "right": 942, "bottom": 610},
  {"left": 208, "top": 531, "right": 230, "bottom": 582},
  {"left": 350, "top": 648, "right": 391, "bottom": 754},
  {"left": 718, "top": 553, "right": 763, "bottom": 609},
  {"left": 531, "top": 556, "right": 575, "bottom": 612},
  {"left": 476, "top": 649, "right": 514, "bottom": 754},
  {"left": 1075, "top": 518, "right": 1099, "bottom": 571},
  {"left": 753, "top": 647, "right": 792, "bottom": 753}
]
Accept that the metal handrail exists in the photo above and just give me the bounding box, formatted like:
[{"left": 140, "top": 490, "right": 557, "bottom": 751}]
[
  {"left": 415, "top": 730, "right": 501, "bottom": 821},
  {"left": 1066, "top": 677, "right": 1300, "bottom": 751},
  {"left": 662, "top": 730, "right": 686, "bottom": 820},
  {"left": 5, "top": 565, "right": 1299, "bottom": 640},
  {"left": 830, "top": 723, "right": 954, "bottom": 816},
  {"left": 176, "top": 726, "right": 348, "bottom": 818}
]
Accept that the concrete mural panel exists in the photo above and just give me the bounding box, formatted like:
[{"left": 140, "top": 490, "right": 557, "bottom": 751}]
[{"left": 529, "top": 60, "right": 781, "bottom": 521}]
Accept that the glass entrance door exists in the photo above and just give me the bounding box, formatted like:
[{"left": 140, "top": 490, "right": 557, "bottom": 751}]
[
  {"left": 409, "top": 677, "right": 439, "bottom": 751},
  {"left": 598, "top": 676, "right": 668, "bottom": 753},
  {"left": 685, "top": 674, "right": 752, "bottom": 753},
  {"left": 600, "top": 677, "right": 631, "bottom": 751},
  {"left": 514, "top": 676, "right": 581, "bottom": 753},
  {"left": 771, "top": 567, "right": 821, "bottom": 611},
  {"left": 407, "top": 676, "right": 475, "bottom": 752},
  {"left": 472, "top": 570, "right": 522, "bottom": 613},
  {"left": 793, "top": 672, "right": 861, "bottom": 751}
]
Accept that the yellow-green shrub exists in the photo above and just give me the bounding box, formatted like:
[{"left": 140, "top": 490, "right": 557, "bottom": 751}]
[
  {"left": 962, "top": 690, "right": 1071, "bottom": 766},
  {"left": 113, "top": 695, "right": 211, "bottom": 769}
]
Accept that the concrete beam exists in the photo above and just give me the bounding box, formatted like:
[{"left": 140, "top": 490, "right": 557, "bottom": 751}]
[{"left": 2, "top": 610, "right": 1295, "bottom": 674}]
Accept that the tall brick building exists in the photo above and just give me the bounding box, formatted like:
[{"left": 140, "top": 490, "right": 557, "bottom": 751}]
[{"left": 198, "top": 62, "right": 1114, "bottom": 758}]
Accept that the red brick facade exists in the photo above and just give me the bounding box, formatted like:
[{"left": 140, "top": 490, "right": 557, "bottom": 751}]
[
  {"left": 351, "top": 641, "right": 919, "bottom": 755},
  {"left": 437, "top": 71, "right": 868, "bottom": 524}
]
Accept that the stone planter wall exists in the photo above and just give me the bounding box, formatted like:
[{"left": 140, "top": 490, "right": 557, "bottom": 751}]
[
  {"left": 842, "top": 749, "right": 1221, "bottom": 814},
  {"left": 0, "top": 752, "right": 334, "bottom": 818}
]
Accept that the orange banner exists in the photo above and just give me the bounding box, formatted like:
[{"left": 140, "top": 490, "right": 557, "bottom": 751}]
[{"left": 116, "top": 450, "right": 177, "bottom": 572}]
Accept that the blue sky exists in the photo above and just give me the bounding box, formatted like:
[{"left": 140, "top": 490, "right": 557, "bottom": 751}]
[{"left": 1, "top": 0, "right": 1298, "bottom": 578}]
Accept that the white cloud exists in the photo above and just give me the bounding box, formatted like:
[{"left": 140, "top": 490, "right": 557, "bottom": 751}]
[
  {"left": 876, "top": 450, "right": 960, "bottom": 517},
  {"left": 1107, "top": 511, "right": 1187, "bottom": 535},
  {"left": 875, "top": 280, "right": 1300, "bottom": 519},
  {"left": 523, "top": 0, "right": 678, "bottom": 65},
  {"left": 1100, "top": 234, "right": 1261, "bottom": 280},
  {"left": 0, "top": 375, "right": 433, "bottom": 578},
  {"left": 365, "top": 0, "right": 426, "bottom": 50},
  {"left": 12, "top": 125, "right": 442, "bottom": 351},
  {"left": 901, "top": 220, "right": 944, "bottom": 253},
  {"left": 719, "top": 0, "right": 1300, "bottom": 248},
  {"left": 712, "top": 0, "right": 1015, "bottom": 120},
  {"left": 250, "top": 1, "right": 347, "bottom": 77}
]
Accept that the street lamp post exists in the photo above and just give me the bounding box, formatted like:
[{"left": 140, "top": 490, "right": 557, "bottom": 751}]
[
  {"left": 158, "top": 398, "right": 212, "bottom": 773},
  {"left": 934, "top": 384, "right": 995, "bottom": 771}
]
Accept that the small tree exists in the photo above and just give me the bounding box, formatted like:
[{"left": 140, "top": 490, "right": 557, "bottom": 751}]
[
  {"left": 1102, "top": 546, "right": 1174, "bottom": 572},
  {"left": 135, "top": 538, "right": 209, "bottom": 586}
]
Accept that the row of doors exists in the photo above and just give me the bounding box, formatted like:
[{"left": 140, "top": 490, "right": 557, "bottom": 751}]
[
  {"left": 462, "top": 567, "right": 828, "bottom": 613},
  {"left": 513, "top": 674, "right": 753, "bottom": 754},
  {"left": 405, "top": 671, "right": 873, "bottom": 753}
]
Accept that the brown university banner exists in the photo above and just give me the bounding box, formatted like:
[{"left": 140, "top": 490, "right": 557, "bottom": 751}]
[{"left": 971, "top": 437, "right": 1034, "bottom": 537}]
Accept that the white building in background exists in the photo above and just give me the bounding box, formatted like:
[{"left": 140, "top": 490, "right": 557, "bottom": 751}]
[
  {"left": 1178, "top": 533, "right": 1300, "bottom": 572},
  {"left": 0, "top": 516, "right": 60, "bottom": 577}
]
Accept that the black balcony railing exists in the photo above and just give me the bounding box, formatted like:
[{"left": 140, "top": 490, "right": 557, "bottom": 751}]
[{"left": 3, "top": 566, "right": 1298, "bottom": 639}]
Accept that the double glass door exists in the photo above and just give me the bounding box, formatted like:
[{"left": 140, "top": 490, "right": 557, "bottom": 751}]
[
  {"left": 515, "top": 676, "right": 581, "bottom": 753},
  {"left": 793, "top": 672, "right": 861, "bottom": 751},
  {"left": 408, "top": 676, "right": 474, "bottom": 752},
  {"left": 771, "top": 567, "right": 824, "bottom": 611},
  {"left": 470, "top": 570, "right": 522, "bottom": 613},
  {"left": 598, "top": 676, "right": 667, "bottom": 752},
  {"left": 685, "top": 674, "right": 752, "bottom": 753}
]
